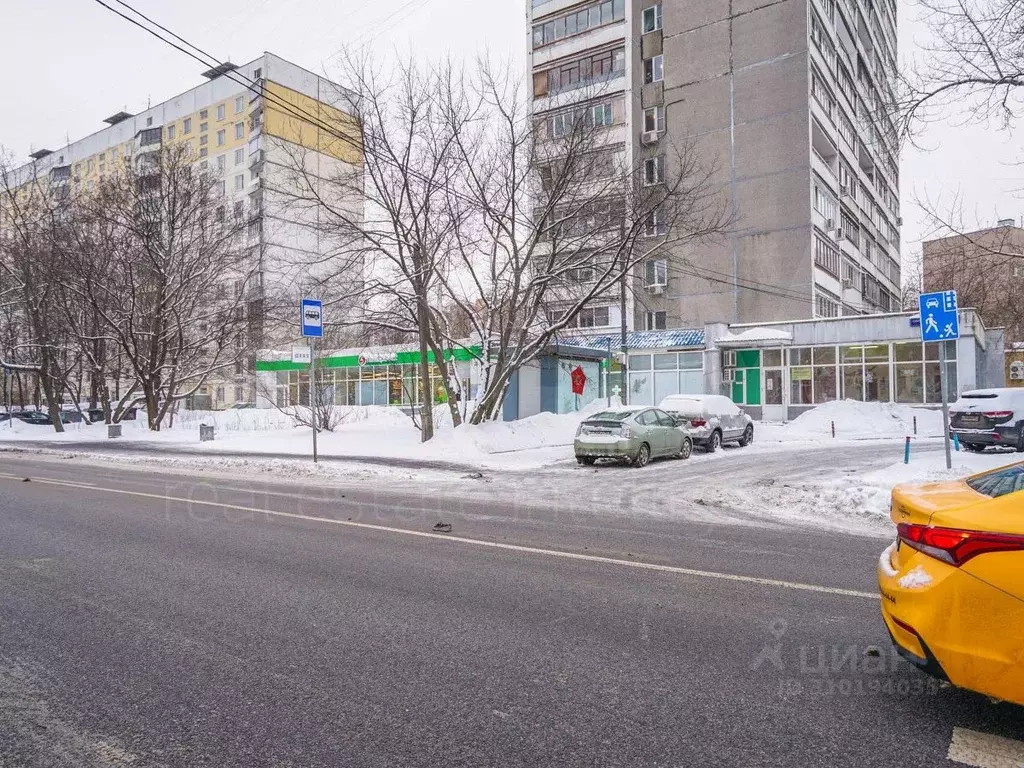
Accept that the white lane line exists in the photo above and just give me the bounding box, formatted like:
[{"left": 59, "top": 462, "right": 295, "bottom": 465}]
[
  {"left": 2, "top": 475, "right": 877, "bottom": 600},
  {"left": 948, "top": 727, "right": 1024, "bottom": 768},
  {"left": 0, "top": 472, "right": 97, "bottom": 488}
]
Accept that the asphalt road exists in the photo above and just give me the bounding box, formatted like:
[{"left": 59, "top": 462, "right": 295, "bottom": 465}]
[{"left": 0, "top": 455, "right": 1019, "bottom": 767}]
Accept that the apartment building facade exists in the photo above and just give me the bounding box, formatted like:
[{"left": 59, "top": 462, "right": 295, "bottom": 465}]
[
  {"left": 923, "top": 218, "right": 1024, "bottom": 343},
  {"left": 9, "top": 53, "right": 364, "bottom": 408},
  {"left": 527, "top": 0, "right": 902, "bottom": 336}
]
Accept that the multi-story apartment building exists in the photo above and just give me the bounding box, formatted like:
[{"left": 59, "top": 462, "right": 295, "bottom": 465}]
[
  {"left": 923, "top": 218, "right": 1024, "bottom": 343},
  {"left": 7, "top": 53, "right": 364, "bottom": 407},
  {"left": 527, "top": 0, "right": 902, "bottom": 336}
]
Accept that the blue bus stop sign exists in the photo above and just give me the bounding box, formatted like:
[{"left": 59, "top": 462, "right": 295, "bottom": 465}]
[
  {"left": 918, "top": 290, "right": 959, "bottom": 342},
  {"left": 301, "top": 298, "right": 323, "bottom": 338}
]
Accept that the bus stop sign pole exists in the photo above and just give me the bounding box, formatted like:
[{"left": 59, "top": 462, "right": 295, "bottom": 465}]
[{"left": 301, "top": 298, "right": 324, "bottom": 464}]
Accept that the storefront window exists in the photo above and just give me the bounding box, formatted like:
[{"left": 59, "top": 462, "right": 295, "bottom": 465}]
[
  {"left": 791, "top": 366, "right": 813, "bottom": 404},
  {"left": 763, "top": 349, "right": 783, "bottom": 366},
  {"left": 653, "top": 353, "right": 676, "bottom": 370},
  {"left": 813, "top": 346, "right": 836, "bottom": 365},
  {"left": 894, "top": 342, "right": 922, "bottom": 362},
  {"left": 863, "top": 344, "right": 890, "bottom": 363},
  {"left": 865, "top": 363, "right": 890, "bottom": 402},
  {"left": 894, "top": 363, "right": 923, "bottom": 403},
  {"left": 679, "top": 352, "right": 702, "bottom": 369},
  {"left": 925, "top": 362, "right": 957, "bottom": 403},
  {"left": 841, "top": 345, "right": 864, "bottom": 363},
  {"left": 842, "top": 364, "right": 864, "bottom": 400},
  {"left": 789, "top": 347, "right": 812, "bottom": 366},
  {"left": 814, "top": 365, "right": 837, "bottom": 403},
  {"left": 630, "top": 354, "right": 652, "bottom": 371}
]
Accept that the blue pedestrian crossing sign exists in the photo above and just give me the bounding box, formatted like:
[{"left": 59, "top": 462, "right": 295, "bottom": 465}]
[
  {"left": 301, "top": 298, "right": 323, "bottom": 338},
  {"left": 918, "top": 290, "right": 959, "bottom": 342}
]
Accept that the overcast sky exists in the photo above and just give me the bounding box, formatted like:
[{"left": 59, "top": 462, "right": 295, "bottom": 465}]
[{"left": 1, "top": 0, "right": 1019, "bottom": 266}]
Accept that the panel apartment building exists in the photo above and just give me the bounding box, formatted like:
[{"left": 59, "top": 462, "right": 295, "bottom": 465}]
[
  {"left": 9, "top": 52, "right": 364, "bottom": 407},
  {"left": 528, "top": 0, "right": 902, "bottom": 336}
]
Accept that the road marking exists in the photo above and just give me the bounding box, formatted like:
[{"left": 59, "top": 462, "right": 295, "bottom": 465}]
[
  {"left": 948, "top": 727, "right": 1024, "bottom": 768},
  {"left": 0, "top": 472, "right": 96, "bottom": 488},
  {"left": 2, "top": 475, "right": 877, "bottom": 600}
]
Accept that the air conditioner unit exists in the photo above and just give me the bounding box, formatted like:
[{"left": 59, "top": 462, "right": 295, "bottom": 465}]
[
  {"left": 722, "top": 370, "right": 734, "bottom": 384},
  {"left": 648, "top": 284, "right": 665, "bottom": 295},
  {"left": 835, "top": 227, "right": 844, "bottom": 240},
  {"left": 640, "top": 130, "right": 660, "bottom": 145},
  {"left": 825, "top": 217, "right": 835, "bottom": 230},
  {"left": 841, "top": 278, "right": 853, "bottom": 288}
]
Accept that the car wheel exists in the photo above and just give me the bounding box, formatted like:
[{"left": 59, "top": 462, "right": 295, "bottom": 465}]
[
  {"left": 678, "top": 437, "right": 692, "bottom": 461},
  {"left": 705, "top": 431, "right": 721, "bottom": 453},
  {"left": 1017, "top": 429, "right": 1024, "bottom": 453},
  {"left": 582, "top": 456, "right": 596, "bottom": 465},
  {"left": 739, "top": 425, "right": 754, "bottom": 447},
  {"left": 963, "top": 443, "right": 985, "bottom": 453},
  {"left": 634, "top": 443, "right": 651, "bottom": 468}
]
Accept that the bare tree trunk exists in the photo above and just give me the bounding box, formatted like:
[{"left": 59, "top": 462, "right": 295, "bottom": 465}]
[{"left": 417, "top": 297, "right": 434, "bottom": 441}]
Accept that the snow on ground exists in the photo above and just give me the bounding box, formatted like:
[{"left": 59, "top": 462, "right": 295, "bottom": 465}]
[{"left": 758, "top": 400, "right": 944, "bottom": 441}]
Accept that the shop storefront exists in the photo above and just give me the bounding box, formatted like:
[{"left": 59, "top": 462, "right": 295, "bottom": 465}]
[{"left": 714, "top": 310, "right": 1005, "bottom": 421}]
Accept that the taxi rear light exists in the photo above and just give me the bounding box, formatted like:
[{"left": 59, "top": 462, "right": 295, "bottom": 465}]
[{"left": 897, "top": 523, "right": 1024, "bottom": 567}]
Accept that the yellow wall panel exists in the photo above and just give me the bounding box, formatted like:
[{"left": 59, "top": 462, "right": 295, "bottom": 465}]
[{"left": 263, "top": 80, "right": 362, "bottom": 165}]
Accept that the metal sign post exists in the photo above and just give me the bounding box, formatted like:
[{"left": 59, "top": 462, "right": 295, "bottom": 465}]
[
  {"left": 918, "top": 290, "right": 959, "bottom": 470},
  {"left": 301, "top": 299, "right": 324, "bottom": 464}
]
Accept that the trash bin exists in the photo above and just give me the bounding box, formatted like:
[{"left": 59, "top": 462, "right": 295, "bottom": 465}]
[
  {"left": 107, "top": 424, "right": 122, "bottom": 439},
  {"left": 200, "top": 424, "right": 215, "bottom": 442}
]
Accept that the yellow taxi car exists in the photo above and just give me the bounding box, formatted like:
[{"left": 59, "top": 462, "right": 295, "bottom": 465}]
[{"left": 877, "top": 460, "right": 1024, "bottom": 705}]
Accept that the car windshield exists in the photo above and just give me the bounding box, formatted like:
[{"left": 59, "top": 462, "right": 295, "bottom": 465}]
[
  {"left": 967, "top": 464, "right": 1024, "bottom": 498},
  {"left": 586, "top": 411, "right": 635, "bottom": 422}
]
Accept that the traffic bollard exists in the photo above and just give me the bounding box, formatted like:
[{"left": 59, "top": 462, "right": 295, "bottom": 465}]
[
  {"left": 831, "top": 420, "right": 835, "bottom": 438},
  {"left": 904, "top": 435, "right": 911, "bottom": 464},
  {"left": 913, "top": 415, "right": 917, "bottom": 436},
  {"left": 953, "top": 433, "right": 961, "bottom": 452}
]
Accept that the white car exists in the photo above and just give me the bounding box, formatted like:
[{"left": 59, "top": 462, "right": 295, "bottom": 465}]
[
  {"left": 659, "top": 394, "right": 754, "bottom": 452},
  {"left": 949, "top": 388, "right": 1024, "bottom": 453}
]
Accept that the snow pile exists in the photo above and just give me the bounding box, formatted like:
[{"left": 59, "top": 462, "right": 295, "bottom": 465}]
[
  {"left": 776, "top": 400, "right": 943, "bottom": 439},
  {"left": 730, "top": 451, "right": 1019, "bottom": 535}
]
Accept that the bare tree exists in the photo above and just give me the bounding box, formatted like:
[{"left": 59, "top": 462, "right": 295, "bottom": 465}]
[
  {"left": 434, "top": 62, "right": 731, "bottom": 423},
  {"left": 67, "top": 143, "right": 258, "bottom": 430},
  {"left": 901, "top": 0, "right": 1024, "bottom": 133},
  {"left": 0, "top": 151, "right": 82, "bottom": 431}
]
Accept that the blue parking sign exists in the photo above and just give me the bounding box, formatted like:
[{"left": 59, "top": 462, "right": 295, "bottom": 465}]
[
  {"left": 301, "top": 298, "right": 323, "bottom": 338},
  {"left": 918, "top": 290, "right": 959, "bottom": 342}
]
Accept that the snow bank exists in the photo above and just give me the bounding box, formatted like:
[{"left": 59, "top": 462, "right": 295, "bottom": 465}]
[
  {"left": 772, "top": 400, "right": 943, "bottom": 439},
  {"left": 734, "top": 450, "right": 1021, "bottom": 535}
]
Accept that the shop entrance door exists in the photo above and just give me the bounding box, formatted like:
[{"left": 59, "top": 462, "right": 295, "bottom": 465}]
[{"left": 762, "top": 368, "right": 785, "bottom": 422}]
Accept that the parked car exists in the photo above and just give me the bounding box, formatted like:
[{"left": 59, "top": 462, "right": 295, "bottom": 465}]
[
  {"left": 230, "top": 402, "right": 257, "bottom": 410},
  {"left": 58, "top": 410, "right": 86, "bottom": 424},
  {"left": 949, "top": 388, "right": 1024, "bottom": 453},
  {"left": 659, "top": 394, "right": 753, "bottom": 452},
  {"left": 878, "top": 460, "right": 1024, "bottom": 705},
  {"left": 574, "top": 406, "right": 692, "bottom": 467},
  {"left": 12, "top": 411, "right": 53, "bottom": 425}
]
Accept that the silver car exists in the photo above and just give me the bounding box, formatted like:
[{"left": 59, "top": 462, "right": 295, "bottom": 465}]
[
  {"left": 574, "top": 407, "right": 693, "bottom": 467},
  {"left": 659, "top": 394, "right": 754, "bottom": 452}
]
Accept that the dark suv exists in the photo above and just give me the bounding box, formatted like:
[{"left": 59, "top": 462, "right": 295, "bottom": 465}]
[{"left": 949, "top": 389, "right": 1024, "bottom": 452}]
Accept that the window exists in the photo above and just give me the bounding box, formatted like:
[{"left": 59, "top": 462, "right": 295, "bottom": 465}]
[
  {"left": 539, "top": 48, "right": 626, "bottom": 97},
  {"left": 250, "top": 167, "right": 260, "bottom": 181},
  {"left": 643, "top": 155, "right": 664, "bottom": 185},
  {"left": 200, "top": 160, "right": 209, "bottom": 170},
  {"left": 166, "top": 124, "right": 176, "bottom": 140},
  {"left": 216, "top": 154, "right": 226, "bottom": 172},
  {"left": 200, "top": 122, "right": 208, "bottom": 134},
  {"left": 235, "top": 95, "right": 244, "bottom": 114},
  {"left": 200, "top": 109, "right": 208, "bottom": 120},
  {"left": 217, "top": 129, "right": 226, "bottom": 146},
  {"left": 591, "top": 103, "right": 613, "bottom": 127},
  {"left": 146, "top": 116, "right": 153, "bottom": 126},
  {"left": 110, "top": 148, "right": 118, "bottom": 162},
  {"left": 644, "top": 207, "right": 666, "bottom": 237},
  {"left": 812, "top": 179, "right": 837, "bottom": 222},
  {"left": 235, "top": 122, "right": 244, "bottom": 140},
  {"left": 810, "top": 69, "right": 835, "bottom": 117},
  {"left": 643, "top": 106, "right": 665, "bottom": 133},
  {"left": 254, "top": 68, "right": 262, "bottom": 79},
  {"left": 578, "top": 305, "right": 610, "bottom": 327},
  {"left": 200, "top": 147, "right": 208, "bottom": 158},
  {"left": 201, "top": 135, "right": 209, "bottom": 146},
  {"left": 235, "top": 174, "right": 244, "bottom": 191},
  {"left": 643, "top": 312, "right": 667, "bottom": 332},
  {"left": 234, "top": 200, "right": 244, "bottom": 221},
  {"left": 216, "top": 206, "right": 225, "bottom": 222},
  {"left": 815, "top": 286, "right": 840, "bottom": 318},
  {"left": 235, "top": 148, "right": 244, "bottom": 165},
  {"left": 217, "top": 180, "right": 226, "bottom": 196},
  {"left": 814, "top": 232, "right": 840, "bottom": 277},
  {"left": 139, "top": 128, "right": 162, "bottom": 146},
  {"left": 217, "top": 104, "right": 226, "bottom": 121},
  {"left": 644, "top": 259, "right": 667, "bottom": 287},
  {"left": 531, "top": 0, "right": 625, "bottom": 48},
  {"left": 183, "top": 118, "right": 192, "bottom": 134},
  {"left": 644, "top": 55, "right": 664, "bottom": 84},
  {"left": 642, "top": 3, "right": 663, "bottom": 32}
]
